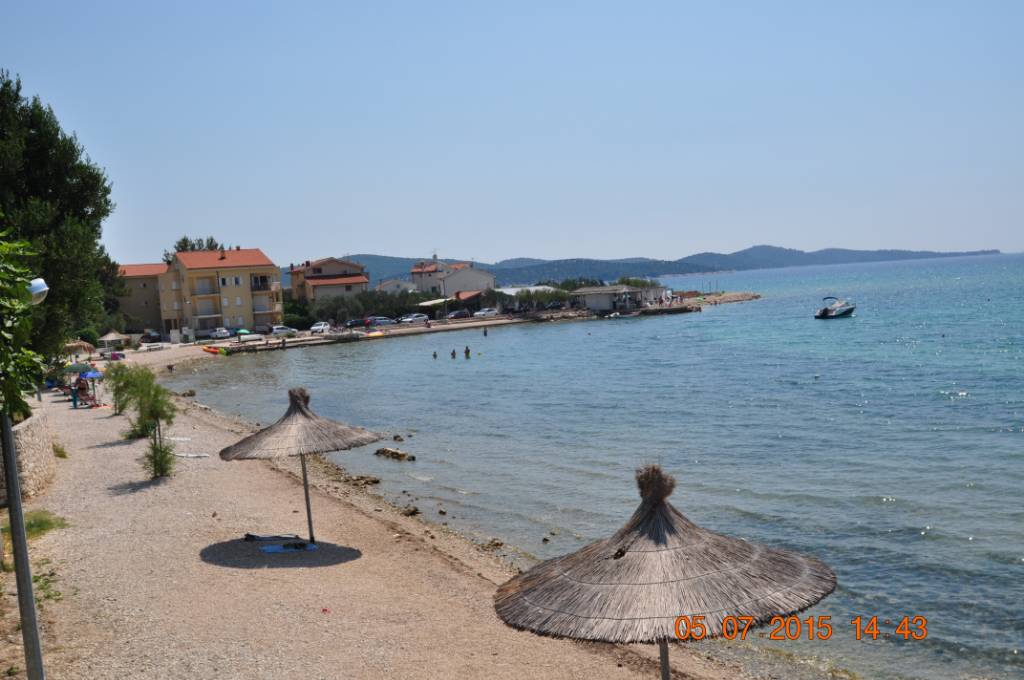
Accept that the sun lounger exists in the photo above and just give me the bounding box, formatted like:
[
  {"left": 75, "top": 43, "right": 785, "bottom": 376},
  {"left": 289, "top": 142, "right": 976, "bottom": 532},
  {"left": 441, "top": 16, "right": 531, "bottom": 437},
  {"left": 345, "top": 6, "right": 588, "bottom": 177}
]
[
  {"left": 260, "top": 542, "right": 318, "bottom": 553},
  {"left": 243, "top": 533, "right": 300, "bottom": 542}
]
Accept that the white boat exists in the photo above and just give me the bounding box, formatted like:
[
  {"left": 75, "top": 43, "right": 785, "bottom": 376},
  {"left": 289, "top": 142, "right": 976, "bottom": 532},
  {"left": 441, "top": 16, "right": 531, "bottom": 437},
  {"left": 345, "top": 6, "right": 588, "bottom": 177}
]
[{"left": 815, "top": 297, "right": 856, "bottom": 319}]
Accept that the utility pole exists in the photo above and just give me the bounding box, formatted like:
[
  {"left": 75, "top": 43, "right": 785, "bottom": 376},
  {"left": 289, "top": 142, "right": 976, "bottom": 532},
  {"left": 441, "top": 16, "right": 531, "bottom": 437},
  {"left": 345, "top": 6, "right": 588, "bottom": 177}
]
[{"left": 2, "top": 413, "right": 46, "bottom": 680}]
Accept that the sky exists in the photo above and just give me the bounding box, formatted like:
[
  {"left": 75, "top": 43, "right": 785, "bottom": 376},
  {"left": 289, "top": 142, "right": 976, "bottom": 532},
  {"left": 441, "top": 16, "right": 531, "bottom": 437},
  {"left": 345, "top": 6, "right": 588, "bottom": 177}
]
[{"left": 3, "top": 1, "right": 1022, "bottom": 265}]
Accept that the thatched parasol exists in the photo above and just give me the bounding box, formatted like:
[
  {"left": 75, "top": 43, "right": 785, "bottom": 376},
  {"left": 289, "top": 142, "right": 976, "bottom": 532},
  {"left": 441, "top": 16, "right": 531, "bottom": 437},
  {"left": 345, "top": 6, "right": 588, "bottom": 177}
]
[
  {"left": 218, "top": 388, "right": 383, "bottom": 544},
  {"left": 494, "top": 465, "right": 836, "bottom": 679},
  {"left": 64, "top": 339, "right": 95, "bottom": 355}
]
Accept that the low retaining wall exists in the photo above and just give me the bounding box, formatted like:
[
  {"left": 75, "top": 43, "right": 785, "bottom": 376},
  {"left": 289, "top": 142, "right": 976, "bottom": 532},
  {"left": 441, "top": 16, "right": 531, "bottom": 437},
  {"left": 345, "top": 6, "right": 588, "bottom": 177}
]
[{"left": 0, "top": 410, "right": 55, "bottom": 506}]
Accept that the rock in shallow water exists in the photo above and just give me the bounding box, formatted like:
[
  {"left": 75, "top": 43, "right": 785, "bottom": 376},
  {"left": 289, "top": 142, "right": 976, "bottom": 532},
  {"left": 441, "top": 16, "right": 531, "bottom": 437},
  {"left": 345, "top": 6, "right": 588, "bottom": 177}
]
[{"left": 375, "top": 447, "right": 416, "bottom": 462}]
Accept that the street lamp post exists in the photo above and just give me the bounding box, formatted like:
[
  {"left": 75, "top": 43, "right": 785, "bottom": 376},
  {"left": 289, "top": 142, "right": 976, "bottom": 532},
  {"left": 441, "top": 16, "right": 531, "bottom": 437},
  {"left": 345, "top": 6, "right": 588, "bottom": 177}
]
[{"left": 1, "top": 277, "right": 49, "bottom": 680}]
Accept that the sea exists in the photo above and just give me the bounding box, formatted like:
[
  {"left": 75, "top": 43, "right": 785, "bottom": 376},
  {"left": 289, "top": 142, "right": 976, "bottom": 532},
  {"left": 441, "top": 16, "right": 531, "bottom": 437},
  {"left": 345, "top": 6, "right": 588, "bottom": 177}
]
[{"left": 164, "top": 253, "right": 1024, "bottom": 680}]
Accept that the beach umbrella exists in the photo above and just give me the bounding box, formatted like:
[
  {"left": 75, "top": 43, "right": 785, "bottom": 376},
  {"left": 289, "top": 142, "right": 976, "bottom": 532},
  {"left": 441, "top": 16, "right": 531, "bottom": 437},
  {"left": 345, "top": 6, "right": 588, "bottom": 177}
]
[
  {"left": 218, "top": 388, "right": 383, "bottom": 544},
  {"left": 494, "top": 465, "right": 836, "bottom": 679},
  {"left": 79, "top": 371, "right": 103, "bottom": 379},
  {"left": 63, "top": 363, "right": 93, "bottom": 374},
  {"left": 64, "top": 340, "right": 95, "bottom": 355},
  {"left": 236, "top": 329, "right": 251, "bottom": 334}
]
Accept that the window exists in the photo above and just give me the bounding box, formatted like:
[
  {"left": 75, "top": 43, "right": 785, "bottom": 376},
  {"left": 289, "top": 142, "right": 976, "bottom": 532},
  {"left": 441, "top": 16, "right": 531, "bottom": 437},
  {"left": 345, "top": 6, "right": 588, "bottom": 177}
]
[
  {"left": 235, "top": 296, "right": 242, "bottom": 306},
  {"left": 220, "top": 277, "right": 228, "bottom": 287},
  {"left": 222, "top": 297, "right": 229, "bottom": 307},
  {"left": 171, "top": 280, "right": 179, "bottom": 290},
  {"left": 237, "top": 316, "right": 244, "bottom": 326},
  {"left": 313, "top": 267, "right": 322, "bottom": 274},
  {"left": 141, "top": 282, "right": 147, "bottom": 288},
  {"left": 233, "top": 276, "right": 241, "bottom": 286},
  {"left": 173, "top": 301, "right": 180, "bottom": 310}
]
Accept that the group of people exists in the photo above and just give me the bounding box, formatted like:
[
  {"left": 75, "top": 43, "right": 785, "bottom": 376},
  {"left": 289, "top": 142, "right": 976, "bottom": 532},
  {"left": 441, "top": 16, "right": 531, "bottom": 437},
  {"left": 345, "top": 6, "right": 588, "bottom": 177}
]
[{"left": 433, "top": 346, "right": 473, "bottom": 360}]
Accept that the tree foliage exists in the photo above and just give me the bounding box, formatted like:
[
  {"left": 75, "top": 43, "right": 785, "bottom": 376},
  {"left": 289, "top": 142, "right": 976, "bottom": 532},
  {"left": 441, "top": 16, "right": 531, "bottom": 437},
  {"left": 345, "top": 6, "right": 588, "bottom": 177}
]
[
  {"left": 162, "top": 235, "right": 229, "bottom": 264},
  {"left": 308, "top": 290, "right": 438, "bottom": 324},
  {"left": 536, "top": 277, "right": 603, "bottom": 291},
  {"left": 0, "top": 233, "right": 45, "bottom": 418},
  {"left": 615, "top": 277, "right": 660, "bottom": 288},
  {"left": 0, "top": 71, "right": 124, "bottom": 360}
]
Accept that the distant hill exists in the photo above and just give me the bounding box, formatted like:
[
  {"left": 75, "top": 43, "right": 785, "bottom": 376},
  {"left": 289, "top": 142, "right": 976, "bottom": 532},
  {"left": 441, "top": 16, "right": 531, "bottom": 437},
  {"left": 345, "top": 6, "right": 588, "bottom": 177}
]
[
  {"left": 680, "top": 245, "right": 999, "bottom": 272},
  {"left": 283, "top": 246, "right": 1000, "bottom": 288}
]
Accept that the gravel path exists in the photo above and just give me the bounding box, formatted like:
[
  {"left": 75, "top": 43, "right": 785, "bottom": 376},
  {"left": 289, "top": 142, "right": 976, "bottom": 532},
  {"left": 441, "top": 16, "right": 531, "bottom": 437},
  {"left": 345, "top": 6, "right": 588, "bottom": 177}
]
[{"left": 14, "top": 393, "right": 745, "bottom": 679}]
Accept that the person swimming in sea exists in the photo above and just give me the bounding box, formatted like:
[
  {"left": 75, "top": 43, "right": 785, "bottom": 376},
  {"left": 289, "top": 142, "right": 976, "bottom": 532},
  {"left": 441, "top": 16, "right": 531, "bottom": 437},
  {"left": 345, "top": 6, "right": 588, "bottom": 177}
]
[
  {"left": 451, "top": 349, "right": 457, "bottom": 359},
  {"left": 464, "top": 346, "right": 471, "bottom": 359},
  {"left": 433, "top": 351, "right": 437, "bottom": 359}
]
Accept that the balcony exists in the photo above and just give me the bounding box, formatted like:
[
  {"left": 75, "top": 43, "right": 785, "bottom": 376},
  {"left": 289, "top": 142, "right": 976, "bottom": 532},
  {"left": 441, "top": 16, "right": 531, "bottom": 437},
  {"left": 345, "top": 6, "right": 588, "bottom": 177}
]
[
  {"left": 191, "top": 282, "right": 220, "bottom": 296},
  {"left": 253, "top": 303, "right": 283, "bottom": 314}
]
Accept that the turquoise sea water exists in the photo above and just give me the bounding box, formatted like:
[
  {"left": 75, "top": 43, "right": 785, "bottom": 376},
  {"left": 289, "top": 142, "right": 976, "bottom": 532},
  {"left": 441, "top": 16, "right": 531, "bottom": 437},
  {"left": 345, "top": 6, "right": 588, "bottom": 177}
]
[{"left": 165, "top": 254, "right": 1023, "bottom": 680}]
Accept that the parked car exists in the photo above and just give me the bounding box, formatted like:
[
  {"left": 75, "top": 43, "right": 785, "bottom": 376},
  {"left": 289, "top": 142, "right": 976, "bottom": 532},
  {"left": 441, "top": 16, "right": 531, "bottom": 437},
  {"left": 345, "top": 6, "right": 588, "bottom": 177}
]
[
  {"left": 344, "top": 318, "right": 365, "bottom": 329},
  {"left": 270, "top": 325, "right": 297, "bottom": 336},
  {"left": 209, "top": 327, "right": 231, "bottom": 339},
  {"left": 545, "top": 301, "right": 566, "bottom": 310},
  {"left": 310, "top": 321, "right": 331, "bottom": 334},
  {"left": 399, "top": 313, "right": 429, "bottom": 324},
  {"left": 253, "top": 323, "right": 272, "bottom": 334},
  {"left": 446, "top": 309, "right": 471, "bottom": 319},
  {"left": 473, "top": 308, "right": 498, "bottom": 318},
  {"left": 367, "top": 316, "right": 396, "bottom": 326},
  {"left": 139, "top": 330, "right": 162, "bottom": 344}
]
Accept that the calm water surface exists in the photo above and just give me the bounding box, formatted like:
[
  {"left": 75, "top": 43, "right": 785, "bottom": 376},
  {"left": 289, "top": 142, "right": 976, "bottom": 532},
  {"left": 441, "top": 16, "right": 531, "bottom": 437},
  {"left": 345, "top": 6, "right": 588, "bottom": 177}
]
[{"left": 166, "top": 254, "right": 1024, "bottom": 680}]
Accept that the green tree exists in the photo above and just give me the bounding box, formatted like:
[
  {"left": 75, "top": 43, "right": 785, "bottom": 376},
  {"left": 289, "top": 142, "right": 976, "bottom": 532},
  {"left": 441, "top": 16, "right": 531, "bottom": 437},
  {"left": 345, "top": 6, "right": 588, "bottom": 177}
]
[
  {"left": 162, "top": 235, "right": 229, "bottom": 264},
  {"left": 616, "top": 276, "right": 659, "bottom": 288},
  {"left": 0, "top": 233, "right": 45, "bottom": 420},
  {"left": 0, "top": 71, "right": 124, "bottom": 361}
]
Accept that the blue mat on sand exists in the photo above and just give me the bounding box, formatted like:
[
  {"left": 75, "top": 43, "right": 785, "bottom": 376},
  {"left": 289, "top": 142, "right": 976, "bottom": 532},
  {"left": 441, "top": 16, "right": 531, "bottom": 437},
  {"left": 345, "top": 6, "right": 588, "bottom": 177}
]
[{"left": 260, "top": 542, "right": 318, "bottom": 553}]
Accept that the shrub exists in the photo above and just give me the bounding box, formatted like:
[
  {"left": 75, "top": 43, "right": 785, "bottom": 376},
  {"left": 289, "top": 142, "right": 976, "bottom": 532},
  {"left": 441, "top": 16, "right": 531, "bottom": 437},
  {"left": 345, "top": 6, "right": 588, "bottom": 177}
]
[
  {"left": 52, "top": 443, "right": 67, "bottom": 459},
  {"left": 143, "top": 438, "right": 175, "bottom": 478}
]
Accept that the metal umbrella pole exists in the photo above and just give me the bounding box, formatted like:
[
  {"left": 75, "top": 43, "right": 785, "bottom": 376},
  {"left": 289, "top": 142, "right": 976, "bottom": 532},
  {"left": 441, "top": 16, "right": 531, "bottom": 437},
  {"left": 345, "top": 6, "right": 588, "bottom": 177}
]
[{"left": 2, "top": 413, "right": 46, "bottom": 680}]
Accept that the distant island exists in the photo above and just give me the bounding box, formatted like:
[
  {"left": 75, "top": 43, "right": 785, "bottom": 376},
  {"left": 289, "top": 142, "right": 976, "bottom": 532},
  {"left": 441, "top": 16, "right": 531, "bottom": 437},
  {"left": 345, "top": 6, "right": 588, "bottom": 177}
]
[{"left": 287, "top": 246, "right": 1000, "bottom": 287}]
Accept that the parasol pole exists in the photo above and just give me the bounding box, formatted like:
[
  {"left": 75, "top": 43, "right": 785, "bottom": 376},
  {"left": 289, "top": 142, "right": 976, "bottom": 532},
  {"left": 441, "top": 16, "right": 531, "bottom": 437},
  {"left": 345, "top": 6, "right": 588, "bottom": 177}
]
[
  {"left": 300, "top": 453, "right": 315, "bottom": 544},
  {"left": 659, "top": 639, "right": 670, "bottom": 680}
]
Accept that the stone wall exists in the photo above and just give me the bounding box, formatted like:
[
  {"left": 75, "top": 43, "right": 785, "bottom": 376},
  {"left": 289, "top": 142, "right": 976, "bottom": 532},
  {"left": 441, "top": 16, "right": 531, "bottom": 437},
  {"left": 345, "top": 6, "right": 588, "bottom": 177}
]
[{"left": 0, "top": 410, "right": 55, "bottom": 506}]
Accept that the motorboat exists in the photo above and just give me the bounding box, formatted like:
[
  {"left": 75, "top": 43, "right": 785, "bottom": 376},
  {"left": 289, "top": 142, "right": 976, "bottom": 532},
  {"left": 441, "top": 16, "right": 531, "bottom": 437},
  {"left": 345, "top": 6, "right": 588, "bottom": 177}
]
[{"left": 815, "top": 297, "right": 855, "bottom": 319}]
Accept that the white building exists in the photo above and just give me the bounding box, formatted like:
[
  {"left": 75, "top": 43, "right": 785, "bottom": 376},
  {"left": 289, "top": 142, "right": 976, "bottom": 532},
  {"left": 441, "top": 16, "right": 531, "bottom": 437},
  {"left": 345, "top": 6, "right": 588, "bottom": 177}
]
[
  {"left": 571, "top": 284, "right": 671, "bottom": 311},
  {"left": 410, "top": 256, "right": 496, "bottom": 296},
  {"left": 376, "top": 278, "right": 418, "bottom": 294},
  {"left": 440, "top": 266, "right": 496, "bottom": 296}
]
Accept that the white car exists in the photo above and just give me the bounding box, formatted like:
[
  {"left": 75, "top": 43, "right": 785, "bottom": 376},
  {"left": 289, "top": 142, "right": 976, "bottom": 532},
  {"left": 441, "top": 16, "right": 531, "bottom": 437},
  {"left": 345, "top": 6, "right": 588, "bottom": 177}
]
[
  {"left": 310, "top": 321, "right": 331, "bottom": 334},
  {"left": 271, "top": 325, "right": 297, "bottom": 336},
  {"left": 400, "top": 313, "right": 429, "bottom": 324},
  {"left": 473, "top": 308, "right": 498, "bottom": 318},
  {"left": 209, "top": 327, "right": 231, "bottom": 339}
]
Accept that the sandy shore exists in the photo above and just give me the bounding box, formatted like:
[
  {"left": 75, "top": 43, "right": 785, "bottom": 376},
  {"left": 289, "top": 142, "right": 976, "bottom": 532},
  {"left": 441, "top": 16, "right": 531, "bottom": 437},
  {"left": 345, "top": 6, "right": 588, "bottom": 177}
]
[{"left": 3, "top": 392, "right": 753, "bottom": 679}]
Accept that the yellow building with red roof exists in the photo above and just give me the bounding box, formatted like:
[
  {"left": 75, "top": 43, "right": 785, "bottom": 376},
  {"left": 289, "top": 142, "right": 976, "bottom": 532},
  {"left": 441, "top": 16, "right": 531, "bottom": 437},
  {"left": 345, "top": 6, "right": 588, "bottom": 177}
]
[{"left": 118, "top": 246, "right": 283, "bottom": 338}]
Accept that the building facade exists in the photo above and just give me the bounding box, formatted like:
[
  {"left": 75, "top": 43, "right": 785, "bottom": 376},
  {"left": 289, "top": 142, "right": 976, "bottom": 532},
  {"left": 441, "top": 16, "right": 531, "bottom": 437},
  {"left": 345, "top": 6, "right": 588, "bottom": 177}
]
[
  {"left": 290, "top": 258, "right": 369, "bottom": 302},
  {"left": 376, "top": 278, "right": 418, "bottom": 294},
  {"left": 410, "top": 256, "right": 495, "bottom": 295},
  {"left": 153, "top": 247, "right": 283, "bottom": 337},
  {"left": 117, "top": 263, "right": 168, "bottom": 332}
]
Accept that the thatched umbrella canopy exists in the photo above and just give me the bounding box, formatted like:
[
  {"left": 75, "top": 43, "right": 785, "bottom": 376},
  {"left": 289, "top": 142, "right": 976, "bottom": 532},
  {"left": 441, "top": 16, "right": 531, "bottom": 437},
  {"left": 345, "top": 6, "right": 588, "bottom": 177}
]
[
  {"left": 219, "top": 388, "right": 383, "bottom": 543},
  {"left": 494, "top": 465, "right": 836, "bottom": 679},
  {"left": 64, "top": 339, "right": 95, "bottom": 355},
  {"left": 98, "top": 331, "right": 128, "bottom": 347}
]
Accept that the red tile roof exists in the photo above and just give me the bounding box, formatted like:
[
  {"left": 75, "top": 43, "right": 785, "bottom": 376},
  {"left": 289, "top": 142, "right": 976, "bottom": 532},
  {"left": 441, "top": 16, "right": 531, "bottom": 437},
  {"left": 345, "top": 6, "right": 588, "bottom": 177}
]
[
  {"left": 449, "top": 262, "right": 470, "bottom": 271},
  {"left": 119, "top": 263, "right": 168, "bottom": 277},
  {"left": 175, "top": 248, "right": 275, "bottom": 270},
  {"left": 306, "top": 275, "right": 369, "bottom": 287},
  {"left": 411, "top": 261, "right": 442, "bottom": 273},
  {"left": 291, "top": 257, "right": 365, "bottom": 272},
  {"left": 453, "top": 289, "right": 482, "bottom": 301}
]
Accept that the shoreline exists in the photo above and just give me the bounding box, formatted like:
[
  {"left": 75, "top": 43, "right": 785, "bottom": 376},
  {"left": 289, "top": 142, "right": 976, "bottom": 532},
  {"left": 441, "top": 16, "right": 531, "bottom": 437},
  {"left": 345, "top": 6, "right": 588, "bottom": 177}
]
[{"left": 13, "top": 387, "right": 756, "bottom": 679}]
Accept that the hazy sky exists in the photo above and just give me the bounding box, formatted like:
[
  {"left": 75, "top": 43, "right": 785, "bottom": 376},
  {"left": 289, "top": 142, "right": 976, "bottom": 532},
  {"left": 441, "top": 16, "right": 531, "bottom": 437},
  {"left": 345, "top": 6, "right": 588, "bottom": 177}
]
[{"left": 3, "top": 1, "right": 1021, "bottom": 265}]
